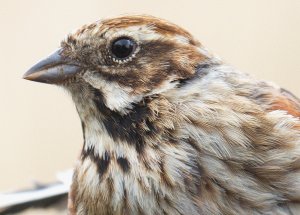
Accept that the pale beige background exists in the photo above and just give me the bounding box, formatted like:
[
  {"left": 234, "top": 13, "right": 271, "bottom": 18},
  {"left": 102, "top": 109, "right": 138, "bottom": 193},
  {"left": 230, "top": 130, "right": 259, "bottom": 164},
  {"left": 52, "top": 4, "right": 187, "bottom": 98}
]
[{"left": 0, "top": 0, "right": 299, "bottom": 213}]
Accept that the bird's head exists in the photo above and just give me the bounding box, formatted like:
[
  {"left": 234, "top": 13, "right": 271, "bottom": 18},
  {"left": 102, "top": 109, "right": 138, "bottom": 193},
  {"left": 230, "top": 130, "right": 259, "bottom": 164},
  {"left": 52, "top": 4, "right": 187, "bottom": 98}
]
[{"left": 24, "top": 15, "right": 212, "bottom": 115}]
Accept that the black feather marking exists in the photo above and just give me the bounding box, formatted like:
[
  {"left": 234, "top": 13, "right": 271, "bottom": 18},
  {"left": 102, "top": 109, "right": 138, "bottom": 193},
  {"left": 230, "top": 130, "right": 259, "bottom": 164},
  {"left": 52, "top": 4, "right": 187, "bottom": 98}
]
[
  {"left": 91, "top": 88, "right": 157, "bottom": 154},
  {"left": 117, "top": 157, "right": 131, "bottom": 173},
  {"left": 97, "top": 151, "right": 110, "bottom": 177},
  {"left": 82, "top": 147, "right": 110, "bottom": 180}
]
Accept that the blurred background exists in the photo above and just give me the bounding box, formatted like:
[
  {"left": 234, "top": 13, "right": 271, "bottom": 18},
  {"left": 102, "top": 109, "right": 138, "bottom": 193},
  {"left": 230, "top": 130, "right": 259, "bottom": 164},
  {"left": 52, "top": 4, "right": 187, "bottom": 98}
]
[{"left": 0, "top": 0, "right": 299, "bottom": 214}]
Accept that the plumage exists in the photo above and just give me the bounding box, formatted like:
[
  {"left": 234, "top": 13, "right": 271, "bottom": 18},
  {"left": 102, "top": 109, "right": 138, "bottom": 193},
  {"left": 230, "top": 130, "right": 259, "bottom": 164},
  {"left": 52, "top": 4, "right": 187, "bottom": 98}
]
[{"left": 24, "top": 15, "right": 300, "bottom": 214}]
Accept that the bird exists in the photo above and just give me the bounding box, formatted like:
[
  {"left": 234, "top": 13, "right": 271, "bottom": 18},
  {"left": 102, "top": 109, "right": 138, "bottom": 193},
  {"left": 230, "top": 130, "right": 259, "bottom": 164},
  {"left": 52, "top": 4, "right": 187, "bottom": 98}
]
[{"left": 23, "top": 15, "right": 300, "bottom": 215}]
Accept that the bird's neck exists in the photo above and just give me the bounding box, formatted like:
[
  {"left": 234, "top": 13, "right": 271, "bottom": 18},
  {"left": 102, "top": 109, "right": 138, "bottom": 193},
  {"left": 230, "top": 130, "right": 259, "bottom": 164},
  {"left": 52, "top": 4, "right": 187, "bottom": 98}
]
[{"left": 68, "top": 87, "right": 200, "bottom": 214}]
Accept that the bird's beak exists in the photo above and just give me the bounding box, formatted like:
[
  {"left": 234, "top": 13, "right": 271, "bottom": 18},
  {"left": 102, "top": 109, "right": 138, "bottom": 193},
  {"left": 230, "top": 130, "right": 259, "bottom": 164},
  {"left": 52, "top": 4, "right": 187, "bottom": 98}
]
[{"left": 23, "top": 49, "right": 81, "bottom": 84}]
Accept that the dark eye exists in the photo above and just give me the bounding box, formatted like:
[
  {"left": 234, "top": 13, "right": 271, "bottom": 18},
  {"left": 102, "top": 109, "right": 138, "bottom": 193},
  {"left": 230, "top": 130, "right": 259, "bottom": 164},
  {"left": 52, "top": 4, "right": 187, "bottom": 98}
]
[{"left": 111, "top": 37, "right": 136, "bottom": 60}]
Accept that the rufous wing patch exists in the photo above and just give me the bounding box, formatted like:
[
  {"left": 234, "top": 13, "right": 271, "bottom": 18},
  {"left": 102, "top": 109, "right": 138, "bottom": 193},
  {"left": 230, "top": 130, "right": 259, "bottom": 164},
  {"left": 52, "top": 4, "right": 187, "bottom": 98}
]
[{"left": 268, "top": 88, "right": 300, "bottom": 118}]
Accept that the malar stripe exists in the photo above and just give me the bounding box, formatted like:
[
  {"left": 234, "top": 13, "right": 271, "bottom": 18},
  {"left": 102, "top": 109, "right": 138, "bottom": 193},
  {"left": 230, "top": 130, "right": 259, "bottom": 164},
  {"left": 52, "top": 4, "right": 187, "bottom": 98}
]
[{"left": 90, "top": 86, "right": 156, "bottom": 153}]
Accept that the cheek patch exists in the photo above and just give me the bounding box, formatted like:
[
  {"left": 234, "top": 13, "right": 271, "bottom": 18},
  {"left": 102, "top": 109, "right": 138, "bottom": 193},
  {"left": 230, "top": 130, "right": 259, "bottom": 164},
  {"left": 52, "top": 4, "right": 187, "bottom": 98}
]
[{"left": 82, "top": 71, "right": 143, "bottom": 113}]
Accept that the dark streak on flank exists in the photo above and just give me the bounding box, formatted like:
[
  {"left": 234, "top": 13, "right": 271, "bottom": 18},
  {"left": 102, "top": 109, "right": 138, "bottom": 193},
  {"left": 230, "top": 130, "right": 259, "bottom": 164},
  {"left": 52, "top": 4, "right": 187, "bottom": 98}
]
[{"left": 117, "top": 157, "right": 131, "bottom": 173}]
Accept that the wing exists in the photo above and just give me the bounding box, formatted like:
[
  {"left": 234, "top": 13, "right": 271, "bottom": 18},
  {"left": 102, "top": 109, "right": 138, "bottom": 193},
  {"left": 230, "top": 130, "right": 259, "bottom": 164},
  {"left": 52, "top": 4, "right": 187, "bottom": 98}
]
[
  {"left": 253, "top": 84, "right": 300, "bottom": 118},
  {"left": 269, "top": 88, "right": 300, "bottom": 118},
  {"left": 253, "top": 86, "right": 300, "bottom": 214}
]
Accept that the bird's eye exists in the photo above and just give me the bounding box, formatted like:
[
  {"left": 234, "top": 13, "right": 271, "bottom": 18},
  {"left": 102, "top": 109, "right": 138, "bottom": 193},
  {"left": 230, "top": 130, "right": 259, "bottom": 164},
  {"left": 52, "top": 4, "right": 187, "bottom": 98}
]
[{"left": 111, "top": 37, "right": 136, "bottom": 60}]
